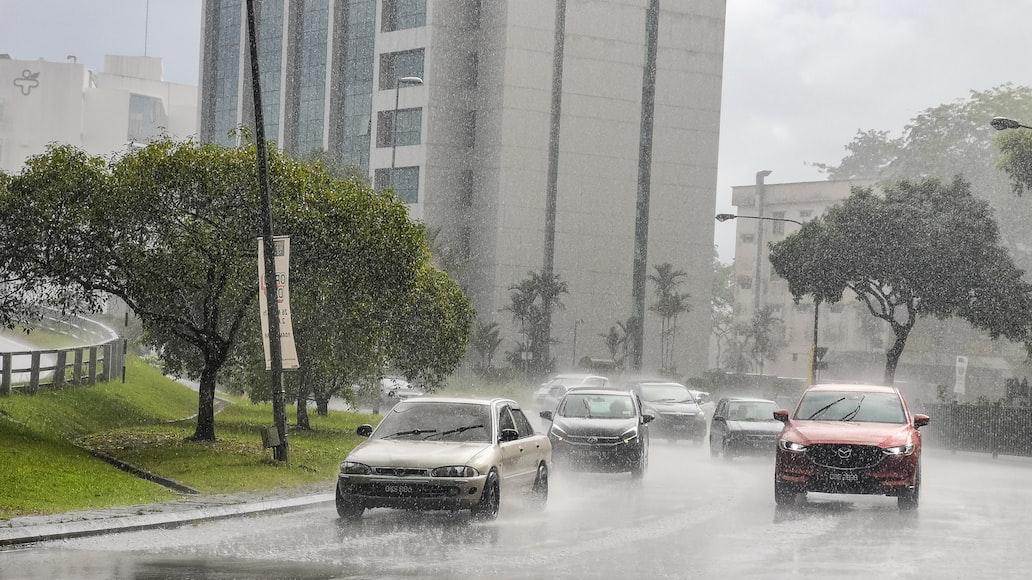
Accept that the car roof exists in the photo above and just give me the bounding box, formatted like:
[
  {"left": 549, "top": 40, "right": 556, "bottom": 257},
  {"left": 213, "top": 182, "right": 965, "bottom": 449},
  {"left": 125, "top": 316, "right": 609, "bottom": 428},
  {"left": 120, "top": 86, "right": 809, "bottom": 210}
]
[
  {"left": 720, "top": 396, "right": 777, "bottom": 404},
  {"left": 562, "top": 388, "right": 631, "bottom": 397},
  {"left": 396, "top": 396, "right": 515, "bottom": 407},
  {"left": 804, "top": 383, "right": 897, "bottom": 394}
]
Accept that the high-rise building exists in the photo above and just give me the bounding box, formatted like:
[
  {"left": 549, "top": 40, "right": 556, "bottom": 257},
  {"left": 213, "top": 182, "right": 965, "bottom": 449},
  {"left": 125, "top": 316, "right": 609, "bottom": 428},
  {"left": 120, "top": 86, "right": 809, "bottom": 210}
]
[{"left": 198, "top": 0, "right": 725, "bottom": 377}]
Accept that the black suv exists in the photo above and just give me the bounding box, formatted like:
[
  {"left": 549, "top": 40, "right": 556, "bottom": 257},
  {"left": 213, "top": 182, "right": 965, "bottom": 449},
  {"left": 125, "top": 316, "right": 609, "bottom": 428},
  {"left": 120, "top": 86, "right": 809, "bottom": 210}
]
[{"left": 625, "top": 381, "right": 707, "bottom": 443}]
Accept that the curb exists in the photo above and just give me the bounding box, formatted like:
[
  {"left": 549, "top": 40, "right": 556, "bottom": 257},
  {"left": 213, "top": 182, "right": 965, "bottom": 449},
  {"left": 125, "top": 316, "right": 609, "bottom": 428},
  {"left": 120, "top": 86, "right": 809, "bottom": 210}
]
[{"left": 0, "top": 493, "right": 334, "bottom": 547}]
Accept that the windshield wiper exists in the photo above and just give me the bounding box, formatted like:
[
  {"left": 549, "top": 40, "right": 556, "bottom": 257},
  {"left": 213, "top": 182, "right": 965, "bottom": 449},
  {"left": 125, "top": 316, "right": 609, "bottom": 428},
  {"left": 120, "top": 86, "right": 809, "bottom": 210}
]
[
  {"left": 806, "top": 397, "right": 847, "bottom": 420},
  {"left": 424, "top": 424, "right": 484, "bottom": 440},
  {"left": 382, "top": 429, "right": 438, "bottom": 439},
  {"left": 840, "top": 396, "right": 865, "bottom": 421},
  {"left": 582, "top": 398, "right": 593, "bottom": 418}
]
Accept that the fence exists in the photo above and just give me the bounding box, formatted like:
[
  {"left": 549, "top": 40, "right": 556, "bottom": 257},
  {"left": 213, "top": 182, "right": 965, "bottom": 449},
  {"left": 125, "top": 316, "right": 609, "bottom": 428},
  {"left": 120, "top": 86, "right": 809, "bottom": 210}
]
[
  {"left": 0, "top": 313, "right": 127, "bottom": 396},
  {"left": 924, "top": 402, "right": 1032, "bottom": 458}
]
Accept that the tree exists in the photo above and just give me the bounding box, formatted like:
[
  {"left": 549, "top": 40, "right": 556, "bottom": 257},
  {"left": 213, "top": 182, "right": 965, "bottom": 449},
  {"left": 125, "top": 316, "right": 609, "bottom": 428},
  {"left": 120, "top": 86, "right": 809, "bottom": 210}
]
[
  {"left": 4, "top": 139, "right": 428, "bottom": 440},
  {"left": 647, "top": 262, "right": 692, "bottom": 374},
  {"left": 769, "top": 177, "right": 1032, "bottom": 384},
  {"left": 741, "top": 305, "right": 786, "bottom": 377},
  {"left": 711, "top": 251, "right": 736, "bottom": 370},
  {"left": 598, "top": 317, "right": 636, "bottom": 371},
  {"left": 471, "top": 320, "right": 503, "bottom": 372},
  {"left": 503, "top": 271, "right": 568, "bottom": 375}
]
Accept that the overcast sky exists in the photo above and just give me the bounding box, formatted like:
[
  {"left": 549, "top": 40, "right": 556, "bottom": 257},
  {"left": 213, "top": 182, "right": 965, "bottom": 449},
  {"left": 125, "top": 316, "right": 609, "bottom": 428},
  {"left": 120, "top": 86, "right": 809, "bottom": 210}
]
[{"left": 3, "top": 0, "right": 1032, "bottom": 262}]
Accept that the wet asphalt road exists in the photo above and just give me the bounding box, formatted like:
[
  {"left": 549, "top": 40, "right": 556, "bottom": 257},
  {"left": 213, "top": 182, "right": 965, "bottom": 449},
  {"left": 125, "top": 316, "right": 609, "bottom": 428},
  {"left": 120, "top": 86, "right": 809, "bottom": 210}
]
[{"left": 4, "top": 442, "right": 1032, "bottom": 579}]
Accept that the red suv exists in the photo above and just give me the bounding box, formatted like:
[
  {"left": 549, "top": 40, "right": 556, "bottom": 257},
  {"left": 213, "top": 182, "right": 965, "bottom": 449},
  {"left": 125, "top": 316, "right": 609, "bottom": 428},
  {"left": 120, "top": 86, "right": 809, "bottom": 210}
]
[{"left": 773, "top": 384, "right": 930, "bottom": 510}]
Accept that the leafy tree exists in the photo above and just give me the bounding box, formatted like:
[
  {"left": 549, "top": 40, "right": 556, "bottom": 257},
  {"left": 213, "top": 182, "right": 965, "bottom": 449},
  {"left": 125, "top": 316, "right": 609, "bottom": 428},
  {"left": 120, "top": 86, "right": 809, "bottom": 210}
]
[
  {"left": 648, "top": 262, "right": 692, "bottom": 374},
  {"left": 4, "top": 139, "right": 427, "bottom": 441},
  {"left": 769, "top": 177, "right": 1032, "bottom": 384},
  {"left": 503, "top": 271, "right": 568, "bottom": 375},
  {"left": 598, "top": 317, "right": 636, "bottom": 370},
  {"left": 711, "top": 251, "right": 736, "bottom": 370},
  {"left": 471, "top": 320, "right": 503, "bottom": 372},
  {"left": 741, "top": 305, "right": 786, "bottom": 377}
]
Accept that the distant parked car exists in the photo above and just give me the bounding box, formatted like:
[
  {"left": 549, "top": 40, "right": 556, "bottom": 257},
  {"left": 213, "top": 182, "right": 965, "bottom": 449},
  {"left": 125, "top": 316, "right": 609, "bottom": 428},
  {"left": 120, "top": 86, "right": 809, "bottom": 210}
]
[
  {"left": 532, "top": 373, "right": 610, "bottom": 411},
  {"left": 625, "top": 381, "right": 707, "bottom": 443},
  {"left": 709, "top": 397, "right": 782, "bottom": 459},
  {"left": 540, "top": 389, "right": 653, "bottom": 478},
  {"left": 351, "top": 376, "right": 423, "bottom": 413},
  {"left": 336, "top": 397, "right": 551, "bottom": 520},
  {"left": 773, "top": 383, "right": 930, "bottom": 510}
]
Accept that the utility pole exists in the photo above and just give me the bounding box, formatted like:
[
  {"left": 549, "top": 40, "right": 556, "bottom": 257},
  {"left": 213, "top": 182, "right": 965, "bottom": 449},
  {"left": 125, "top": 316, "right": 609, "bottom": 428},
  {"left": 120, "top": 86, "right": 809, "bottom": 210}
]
[
  {"left": 542, "top": 0, "right": 567, "bottom": 370},
  {"left": 246, "top": 0, "right": 288, "bottom": 462},
  {"left": 629, "top": 0, "right": 659, "bottom": 371},
  {"left": 752, "top": 170, "right": 772, "bottom": 311}
]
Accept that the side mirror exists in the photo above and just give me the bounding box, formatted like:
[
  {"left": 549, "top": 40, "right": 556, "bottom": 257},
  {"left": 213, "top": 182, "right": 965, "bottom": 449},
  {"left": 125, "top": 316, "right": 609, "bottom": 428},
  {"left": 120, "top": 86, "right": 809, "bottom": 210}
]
[
  {"left": 539, "top": 410, "right": 553, "bottom": 421},
  {"left": 642, "top": 412, "right": 655, "bottom": 424},
  {"left": 773, "top": 410, "right": 790, "bottom": 423},
  {"left": 356, "top": 424, "right": 373, "bottom": 437},
  {"left": 499, "top": 428, "right": 520, "bottom": 443},
  {"left": 913, "top": 414, "right": 930, "bottom": 428}
]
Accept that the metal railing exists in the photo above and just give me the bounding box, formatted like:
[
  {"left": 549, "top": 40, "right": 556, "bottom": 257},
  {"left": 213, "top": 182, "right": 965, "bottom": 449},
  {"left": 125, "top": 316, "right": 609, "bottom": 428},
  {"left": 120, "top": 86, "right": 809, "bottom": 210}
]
[{"left": 923, "top": 402, "right": 1032, "bottom": 458}]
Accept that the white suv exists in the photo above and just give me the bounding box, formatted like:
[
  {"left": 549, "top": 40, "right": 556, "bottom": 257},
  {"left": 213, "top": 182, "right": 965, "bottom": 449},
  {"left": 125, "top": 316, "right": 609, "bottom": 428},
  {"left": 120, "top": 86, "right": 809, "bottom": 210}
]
[{"left": 532, "top": 373, "right": 610, "bottom": 411}]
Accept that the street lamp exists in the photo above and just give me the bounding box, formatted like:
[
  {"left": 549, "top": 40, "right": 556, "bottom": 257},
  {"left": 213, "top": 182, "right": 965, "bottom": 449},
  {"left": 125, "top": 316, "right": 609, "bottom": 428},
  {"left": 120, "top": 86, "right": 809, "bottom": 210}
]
[
  {"left": 390, "top": 76, "right": 423, "bottom": 190},
  {"left": 991, "top": 116, "right": 1032, "bottom": 131}
]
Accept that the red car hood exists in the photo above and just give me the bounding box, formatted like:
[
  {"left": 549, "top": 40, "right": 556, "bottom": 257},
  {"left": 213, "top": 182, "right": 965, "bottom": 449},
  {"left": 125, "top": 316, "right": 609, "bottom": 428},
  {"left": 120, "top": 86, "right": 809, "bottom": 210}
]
[{"left": 784, "top": 420, "right": 913, "bottom": 447}]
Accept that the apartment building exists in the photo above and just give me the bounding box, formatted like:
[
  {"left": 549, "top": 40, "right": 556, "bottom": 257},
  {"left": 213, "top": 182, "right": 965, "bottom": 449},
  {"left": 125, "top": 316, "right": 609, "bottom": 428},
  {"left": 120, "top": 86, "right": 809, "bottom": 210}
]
[{"left": 198, "top": 0, "right": 726, "bottom": 377}]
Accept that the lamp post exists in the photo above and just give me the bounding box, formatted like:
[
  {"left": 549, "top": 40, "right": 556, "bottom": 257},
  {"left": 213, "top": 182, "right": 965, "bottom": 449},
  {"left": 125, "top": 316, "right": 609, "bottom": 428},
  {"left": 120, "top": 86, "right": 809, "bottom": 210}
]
[
  {"left": 991, "top": 116, "right": 1032, "bottom": 131},
  {"left": 390, "top": 76, "right": 423, "bottom": 190},
  {"left": 715, "top": 211, "right": 819, "bottom": 385}
]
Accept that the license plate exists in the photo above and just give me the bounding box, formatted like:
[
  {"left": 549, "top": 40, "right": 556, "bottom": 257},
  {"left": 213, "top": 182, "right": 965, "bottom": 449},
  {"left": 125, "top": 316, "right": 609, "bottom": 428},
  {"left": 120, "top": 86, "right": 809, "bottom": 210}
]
[
  {"left": 384, "top": 484, "right": 414, "bottom": 494},
  {"left": 828, "top": 472, "right": 859, "bottom": 482}
]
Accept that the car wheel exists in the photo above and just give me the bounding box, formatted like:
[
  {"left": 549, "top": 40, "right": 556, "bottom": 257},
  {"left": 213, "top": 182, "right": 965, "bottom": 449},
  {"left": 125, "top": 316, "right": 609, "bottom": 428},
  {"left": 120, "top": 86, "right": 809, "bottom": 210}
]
[
  {"left": 722, "top": 439, "right": 735, "bottom": 461},
  {"left": 335, "top": 483, "right": 365, "bottom": 519},
  {"left": 631, "top": 447, "right": 649, "bottom": 479},
  {"left": 472, "top": 470, "right": 500, "bottom": 520},
  {"left": 529, "top": 462, "right": 549, "bottom": 510},
  {"left": 898, "top": 465, "right": 921, "bottom": 510},
  {"left": 774, "top": 480, "right": 798, "bottom": 506},
  {"left": 709, "top": 435, "right": 719, "bottom": 457}
]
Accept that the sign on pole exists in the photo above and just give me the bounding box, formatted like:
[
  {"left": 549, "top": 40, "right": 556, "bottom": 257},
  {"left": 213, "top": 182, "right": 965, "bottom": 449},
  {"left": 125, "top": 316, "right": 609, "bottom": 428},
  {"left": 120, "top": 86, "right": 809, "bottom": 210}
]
[
  {"left": 955, "top": 355, "right": 968, "bottom": 396},
  {"left": 258, "top": 236, "right": 299, "bottom": 370}
]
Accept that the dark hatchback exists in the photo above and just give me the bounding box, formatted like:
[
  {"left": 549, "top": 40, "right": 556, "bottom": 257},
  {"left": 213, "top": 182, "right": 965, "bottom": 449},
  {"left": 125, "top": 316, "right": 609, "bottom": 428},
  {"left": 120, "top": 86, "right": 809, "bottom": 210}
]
[
  {"left": 709, "top": 397, "right": 783, "bottom": 459},
  {"left": 540, "top": 389, "right": 653, "bottom": 478},
  {"left": 626, "top": 381, "right": 707, "bottom": 443}
]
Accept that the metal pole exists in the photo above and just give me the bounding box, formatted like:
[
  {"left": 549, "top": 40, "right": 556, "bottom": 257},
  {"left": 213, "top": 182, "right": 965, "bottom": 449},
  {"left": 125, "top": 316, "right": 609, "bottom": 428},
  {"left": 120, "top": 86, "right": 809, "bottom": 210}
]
[
  {"left": 808, "top": 298, "right": 820, "bottom": 385},
  {"left": 752, "top": 170, "right": 771, "bottom": 311},
  {"left": 542, "top": 0, "right": 567, "bottom": 370},
  {"left": 630, "top": 0, "right": 659, "bottom": 371},
  {"left": 246, "top": 0, "right": 288, "bottom": 462},
  {"left": 390, "top": 77, "right": 401, "bottom": 190}
]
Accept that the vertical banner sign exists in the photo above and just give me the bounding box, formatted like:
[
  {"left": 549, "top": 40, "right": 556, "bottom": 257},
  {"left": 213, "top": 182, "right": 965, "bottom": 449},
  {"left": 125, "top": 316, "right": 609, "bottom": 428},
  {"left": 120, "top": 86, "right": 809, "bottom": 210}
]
[
  {"left": 955, "top": 355, "right": 968, "bottom": 396},
  {"left": 258, "top": 236, "right": 299, "bottom": 370}
]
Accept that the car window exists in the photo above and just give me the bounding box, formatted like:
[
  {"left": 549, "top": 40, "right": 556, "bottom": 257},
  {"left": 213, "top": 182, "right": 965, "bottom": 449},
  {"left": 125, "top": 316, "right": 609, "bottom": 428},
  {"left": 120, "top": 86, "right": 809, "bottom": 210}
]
[
  {"left": 795, "top": 391, "right": 906, "bottom": 423},
  {"left": 638, "top": 383, "right": 694, "bottom": 403},
  {"left": 728, "top": 401, "right": 778, "bottom": 421},
  {"left": 499, "top": 406, "right": 517, "bottom": 433},
  {"left": 510, "top": 407, "right": 535, "bottom": 438},
  {"left": 372, "top": 402, "right": 491, "bottom": 442},
  {"left": 559, "top": 393, "right": 635, "bottom": 419}
]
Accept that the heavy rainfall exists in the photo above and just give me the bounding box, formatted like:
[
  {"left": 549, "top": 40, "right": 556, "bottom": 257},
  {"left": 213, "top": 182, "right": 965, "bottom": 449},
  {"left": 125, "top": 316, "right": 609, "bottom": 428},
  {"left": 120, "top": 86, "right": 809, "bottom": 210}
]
[{"left": 5, "top": 1, "right": 1032, "bottom": 579}]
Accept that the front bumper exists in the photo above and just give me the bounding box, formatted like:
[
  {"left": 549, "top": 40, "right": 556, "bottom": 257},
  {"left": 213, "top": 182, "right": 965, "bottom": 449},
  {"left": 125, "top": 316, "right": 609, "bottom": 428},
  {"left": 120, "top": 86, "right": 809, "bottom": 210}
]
[
  {"left": 725, "top": 432, "right": 779, "bottom": 455},
  {"left": 650, "top": 414, "right": 707, "bottom": 439},
  {"left": 337, "top": 473, "right": 488, "bottom": 510},
  {"left": 775, "top": 446, "right": 920, "bottom": 496},
  {"left": 550, "top": 437, "right": 643, "bottom": 472}
]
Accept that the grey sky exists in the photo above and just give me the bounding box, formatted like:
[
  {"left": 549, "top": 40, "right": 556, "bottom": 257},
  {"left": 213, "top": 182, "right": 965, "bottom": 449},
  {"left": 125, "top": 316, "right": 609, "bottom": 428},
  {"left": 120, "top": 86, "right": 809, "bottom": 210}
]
[{"left": 3, "top": 0, "right": 1031, "bottom": 262}]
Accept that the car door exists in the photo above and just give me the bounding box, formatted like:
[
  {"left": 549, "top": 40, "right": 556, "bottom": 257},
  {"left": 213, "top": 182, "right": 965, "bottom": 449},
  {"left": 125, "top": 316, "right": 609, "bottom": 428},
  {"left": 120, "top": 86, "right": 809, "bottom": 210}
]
[
  {"left": 511, "top": 406, "right": 549, "bottom": 490},
  {"left": 710, "top": 399, "right": 728, "bottom": 449},
  {"left": 496, "top": 404, "right": 527, "bottom": 492}
]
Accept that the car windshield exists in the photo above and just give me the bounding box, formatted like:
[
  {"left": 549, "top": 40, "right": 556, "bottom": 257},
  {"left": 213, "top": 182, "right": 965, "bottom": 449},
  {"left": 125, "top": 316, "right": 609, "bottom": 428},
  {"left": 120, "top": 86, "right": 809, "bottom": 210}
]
[
  {"left": 727, "top": 401, "right": 779, "bottom": 421},
  {"left": 795, "top": 391, "right": 905, "bottom": 424},
  {"left": 559, "top": 393, "right": 635, "bottom": 419},
  {"left": 638, "top": 383, "right": 695, "bottom": 403},
  {"left": 372, "top": 402, "right": 492, "bottom": 442}
]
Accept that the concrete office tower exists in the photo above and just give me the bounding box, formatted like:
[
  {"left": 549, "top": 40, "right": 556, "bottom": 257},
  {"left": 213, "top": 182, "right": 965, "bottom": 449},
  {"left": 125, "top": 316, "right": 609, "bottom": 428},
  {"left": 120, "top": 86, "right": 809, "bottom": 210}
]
[{"left": 198, "top": 0, "right": 725, "bottom": 377}]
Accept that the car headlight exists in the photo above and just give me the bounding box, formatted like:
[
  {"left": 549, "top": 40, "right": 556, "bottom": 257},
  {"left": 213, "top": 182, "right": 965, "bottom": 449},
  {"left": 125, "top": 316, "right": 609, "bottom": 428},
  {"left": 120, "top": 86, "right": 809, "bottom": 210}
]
[
  {"left": 883, "top": 443, "right": 915, "bottom": 456},
  {"left": 550, "top": 425, "right": 567, "bottom": 441},
  {"left": 340, "top": 461, "right": 372, "bottom": 475},
  {"left": 778, "top": 439, "right": 808, "bottom": 452},
  {"left": 430, "top": 465, "right": 480, "bottom": 478},
  {"left": 620, "top": 427, "right": 640, "bottom": 444}
]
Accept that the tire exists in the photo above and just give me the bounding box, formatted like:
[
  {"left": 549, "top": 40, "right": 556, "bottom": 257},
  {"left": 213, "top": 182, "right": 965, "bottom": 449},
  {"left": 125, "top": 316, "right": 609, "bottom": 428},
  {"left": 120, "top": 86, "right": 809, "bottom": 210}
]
[
  {"left": 722, "top": 440, "right": 735, "bottom": 462},
  {"left": 529, "top": 462, "right": 549, "bottom": 511},
  {"left": 335, "top": 483, "right": 365, "bottom": 519},
  {"left": 774, "top": 480, "right": 798, "bottom": 506},
  {"left": 631, "top": 447, "right": 649, "bottom": 479},
  {"left": 709, "top": 435, "right": 719, "bottom": 458},
  {"left": 898, "top": 465, "right": 921, "bottom": 510},
  {"left": 472, "top": 470, "right": 500, "bottom": 520}
]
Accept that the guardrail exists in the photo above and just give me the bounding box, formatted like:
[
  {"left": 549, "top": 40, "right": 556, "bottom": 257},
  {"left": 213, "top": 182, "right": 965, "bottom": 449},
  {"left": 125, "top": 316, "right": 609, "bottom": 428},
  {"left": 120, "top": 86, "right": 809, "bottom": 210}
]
[
  {"left": 923, "top": 402, "right": 1032, "bottom": 458},
  {"left": 0, "top": 312, "right": 127, "bottom": 396}
]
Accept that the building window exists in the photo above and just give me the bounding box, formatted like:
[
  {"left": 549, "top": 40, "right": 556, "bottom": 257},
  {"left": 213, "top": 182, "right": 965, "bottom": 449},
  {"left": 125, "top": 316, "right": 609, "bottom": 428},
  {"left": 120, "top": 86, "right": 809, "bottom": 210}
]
[
  {"left": 800, "top": 209, "right": 813, "bottom": 218},
  {"left": 772, "top": 211, "right": 786, "bottom": 234},
  {"left": 375, "top": 166, "right": 420, "bottom": 203},
  {"left": 128, "top": 93, "right": 168, "bottom": 143},
  {"left": 468, "top": 52, "right": 478, "bottom": 88},
  {"left": 376, "top": 108, "right": 422, "bottom": 147},
  {"left": 378, "top": 49, "right": 425, "bottom": 90},
  {"left": 382, "top": 0, "right": 426, "bottom": 32},
  {"left": 465, "top": 110, "right": 476, "bottom": 148},
  {"left": 741, "top": 233, "right": 755, "bottom": 243}
]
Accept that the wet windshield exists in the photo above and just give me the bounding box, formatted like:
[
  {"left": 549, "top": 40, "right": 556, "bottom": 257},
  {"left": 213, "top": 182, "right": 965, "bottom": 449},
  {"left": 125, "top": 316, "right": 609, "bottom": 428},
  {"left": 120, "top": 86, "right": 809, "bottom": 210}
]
[
  {"left": 638, "top": 383, "right": 695, "bottom": 403},
  {"left": 727, "top": 401, "right": 779, "bottom": 421},
  {"left": 559, "top": 393, "right": 635, "bottom": 419},
  {"left": 795, "top": 391, "right": 905, "bottom": 424},
  {"left": 372, "top": 402, "right": 491, "bottom": 442}
]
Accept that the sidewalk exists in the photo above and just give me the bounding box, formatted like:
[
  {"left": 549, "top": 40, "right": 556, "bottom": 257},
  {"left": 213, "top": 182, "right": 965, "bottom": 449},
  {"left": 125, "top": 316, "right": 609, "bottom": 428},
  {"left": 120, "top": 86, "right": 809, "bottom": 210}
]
[{"left": 0, "top": 483, "right": 335, "bottom": 547}]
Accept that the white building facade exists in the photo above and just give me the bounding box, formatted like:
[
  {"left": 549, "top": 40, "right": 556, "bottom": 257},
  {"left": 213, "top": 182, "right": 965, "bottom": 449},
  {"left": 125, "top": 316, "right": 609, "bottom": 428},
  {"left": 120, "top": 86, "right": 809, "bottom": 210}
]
[
  {"left": 199, "top": 0, "right": 726, "bottom": 378},
  {"left": 0, "top": 54, "right": 198, "bottom": 174}
]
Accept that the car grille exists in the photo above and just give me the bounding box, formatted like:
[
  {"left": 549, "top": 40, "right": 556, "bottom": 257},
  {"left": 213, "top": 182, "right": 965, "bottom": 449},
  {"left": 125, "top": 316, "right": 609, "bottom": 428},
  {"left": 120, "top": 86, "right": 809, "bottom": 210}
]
[
  {"left": 808, "top": 444, "right": 884, "bottom": 469},
  {"left": 565, "top": 434, "right": 622, "bottom": 446},
  {"left": 373, "top": 467, "right": 430, "bottom": 477},
  {"left": 353, "top": 482, "right": 455, "bottom": 498},
  {"left": 659, "top": 412, "right": 698, "bottom": 423}
]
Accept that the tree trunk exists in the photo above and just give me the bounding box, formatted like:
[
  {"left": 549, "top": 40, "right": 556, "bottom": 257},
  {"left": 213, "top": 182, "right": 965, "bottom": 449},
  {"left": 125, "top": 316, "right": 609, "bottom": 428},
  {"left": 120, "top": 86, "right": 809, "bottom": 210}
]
[
  {"left": 191, "top": 367, "right": 218, "bottom": 441},
  {"left": 296, "top": 393, "right": 310, "bottom": 430},
  {"left": 316, "top": 397, "right": 329, "bottom": 416},
  {"left": 883, "top": 332, "right": 907, "bottom": 386}
]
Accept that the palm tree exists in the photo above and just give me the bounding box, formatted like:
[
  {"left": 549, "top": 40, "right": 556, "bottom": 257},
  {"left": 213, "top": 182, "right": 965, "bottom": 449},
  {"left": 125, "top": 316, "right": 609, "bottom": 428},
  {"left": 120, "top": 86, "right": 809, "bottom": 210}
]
[
  {"left": 471, "top": 320, "right": 503, "bottom": 371},
  {"left": 647, "top": 263, "right": 691, "bottom": 373},
  {"left": 504, "top": 271, "right": 568, "bottom": 374}
]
